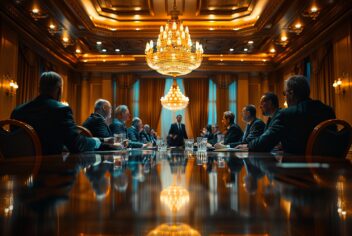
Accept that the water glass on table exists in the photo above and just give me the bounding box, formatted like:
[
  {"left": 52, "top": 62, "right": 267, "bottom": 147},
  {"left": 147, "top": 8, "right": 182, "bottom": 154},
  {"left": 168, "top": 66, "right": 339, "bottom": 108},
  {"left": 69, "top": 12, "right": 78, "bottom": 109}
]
[
  {"left": 184, "top": 138, "right": 194, "bottom": 151},
  {"left": 198, "top": 138, "right": 208, "bottom": 152},
  {"left": 157, "top": 138, "right": 167, "bottom": 152},
  {"left": 114, "top": 133, "right": 126, "bottom": 143}
]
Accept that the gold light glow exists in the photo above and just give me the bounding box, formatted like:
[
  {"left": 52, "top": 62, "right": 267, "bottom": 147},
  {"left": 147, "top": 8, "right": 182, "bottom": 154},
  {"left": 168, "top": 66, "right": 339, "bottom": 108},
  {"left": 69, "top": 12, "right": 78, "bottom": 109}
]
[
  {"left": 160, "top": 80, "right": 189, "bottom": 111},
  {"left": 145, "top": 0, "right": 203, "bottom": 77},
  {"left": 160, "top": 185, "right": 190, "bottom": 212},
  {"left": 147, "top": 223, "right": 200, "bottom": 236}
]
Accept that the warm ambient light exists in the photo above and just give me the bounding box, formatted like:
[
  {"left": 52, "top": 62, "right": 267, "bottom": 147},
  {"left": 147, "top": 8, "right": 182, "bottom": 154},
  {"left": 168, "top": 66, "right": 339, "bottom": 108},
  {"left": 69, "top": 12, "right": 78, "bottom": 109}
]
[
  {"left": 229, "top": 48, "right": 234, "bottom": 52},
  {"left": 333, "top": 78, "right": 342, "bottom": 88},
  {"left": 160, "top": 80, "right": 189, "bottom": 111},
  {"left": 288, "top": 22, "right": 304, "bottom": 35},
  {"left": 102, "top": 49, "right": 107, "bottom": 52},
  {"left": 96, "top": 41, "right": 102, "bottom": 45},
  {"left": 248, "top": 40, "right": 254, "bottom": 44},
  {"left": 303, "top": 5, "right": 320, "bottom": 20},
  {"left": 115, "top": 49, "right": 120, "bottom": 52},
  {"left": 145, "top": 0, "right": 203, "bottom": 77},
  {"left": 7, "top": 80, "right": 19, "bottom": 96},
  {"left": 75, "top": 48, "right": 81, "bottom": 53},
  {"left": 147, "top": 223, "right": 200, "bottom": 236},
  {"left": 269, "top": 48, "right": 276, "bottom": 53},
  {"left": 160, "top": 185, "right": 190, "bottom": 212}
]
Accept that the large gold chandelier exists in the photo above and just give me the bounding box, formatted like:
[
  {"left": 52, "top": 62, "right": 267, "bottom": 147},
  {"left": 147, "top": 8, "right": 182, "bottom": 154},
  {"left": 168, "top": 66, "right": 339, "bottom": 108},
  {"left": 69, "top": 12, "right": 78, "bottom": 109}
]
[
  {"left": 145, "top": 0, "right": 203, "bottom": 77},
  {"left": 160, "top": 79, "right": 189, "bottom": 110}
]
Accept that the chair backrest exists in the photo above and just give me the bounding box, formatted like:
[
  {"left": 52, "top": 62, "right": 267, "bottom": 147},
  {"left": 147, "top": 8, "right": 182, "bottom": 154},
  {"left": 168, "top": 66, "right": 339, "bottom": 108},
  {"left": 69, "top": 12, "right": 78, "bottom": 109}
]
[
  {"left": 0, "top": 119, "right": 42, "bottom": 158},
  {"left": 77, "top": 125, "right": 93, "bottom": 137},
  {"left": 306, "top": 119, "right": 352, "bottom": 158}
]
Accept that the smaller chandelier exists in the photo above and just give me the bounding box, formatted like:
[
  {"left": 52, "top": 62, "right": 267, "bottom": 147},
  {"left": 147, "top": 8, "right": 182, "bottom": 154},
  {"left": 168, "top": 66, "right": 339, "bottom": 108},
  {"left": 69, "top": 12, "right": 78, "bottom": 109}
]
[
  {"left": 145, "top": 0, "right": 203, "bottom": 77},
  {"left": 161, "top": 79, "right": 189, "bottom": 111}
]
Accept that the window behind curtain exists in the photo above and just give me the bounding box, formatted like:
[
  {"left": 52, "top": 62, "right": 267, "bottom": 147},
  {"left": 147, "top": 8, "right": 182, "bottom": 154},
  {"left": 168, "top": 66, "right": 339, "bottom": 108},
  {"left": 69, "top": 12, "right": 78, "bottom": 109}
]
[
  {"left": 228, "top": 81, "right": 237, "bottom": 121},
  {"left": 132, "top": 80, "right": 139, "bottom": 117},
  {"left": 207, "top": 79, "right": 217, "bottom": 125},
  {"left": 304, "top": 58, "right": 311, "bottom": 84}
]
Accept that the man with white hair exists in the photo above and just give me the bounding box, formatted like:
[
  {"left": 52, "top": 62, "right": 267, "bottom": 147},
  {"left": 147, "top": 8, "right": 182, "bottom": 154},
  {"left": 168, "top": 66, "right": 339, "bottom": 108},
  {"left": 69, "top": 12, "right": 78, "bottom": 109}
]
[{"left": 83, "top": 99, "right": 113, "bottom": 140}]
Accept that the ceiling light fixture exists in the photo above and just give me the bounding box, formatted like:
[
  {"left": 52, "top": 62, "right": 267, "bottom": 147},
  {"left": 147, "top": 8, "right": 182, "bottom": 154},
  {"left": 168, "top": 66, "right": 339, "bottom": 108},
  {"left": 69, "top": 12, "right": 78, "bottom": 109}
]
[
  {"left": 288, "top": 22, "right": 304, "bottom": 35},
  {"left": 303, "top": 5, "right": 320, "bottom": 20},
  {"left": 145, "top": 0, "right": 203, "bottom": 78}
]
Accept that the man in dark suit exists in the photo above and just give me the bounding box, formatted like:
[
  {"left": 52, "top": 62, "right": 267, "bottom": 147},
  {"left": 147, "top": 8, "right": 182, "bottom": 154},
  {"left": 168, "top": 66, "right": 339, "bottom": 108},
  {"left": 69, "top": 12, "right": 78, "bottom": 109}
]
[
  {"left": 11, "top": 71, "right": 100, "bottom": 155},
  {"left": 259, "top": 92, "right": 280, "bottom": 130},
  {"left": 168, "top": 114, "right": 188, "bottom": 147},
  {"left": 228, "top": 105, "right": 265, "bottom": 148},
  {"left": 127, "top": 117, "right": 152, "bottom": 148},
  {"left": 83, "top": 99, "right": 113, "bottom": 139},
  {"left": 208, "top": 124, "right": 221, "bottom": 145},
  {"left": 214, "top": 111, "right": 243, "bottom": 148},
  {"left": 243, "top": 75, "right": 336, "bottom": 154}
]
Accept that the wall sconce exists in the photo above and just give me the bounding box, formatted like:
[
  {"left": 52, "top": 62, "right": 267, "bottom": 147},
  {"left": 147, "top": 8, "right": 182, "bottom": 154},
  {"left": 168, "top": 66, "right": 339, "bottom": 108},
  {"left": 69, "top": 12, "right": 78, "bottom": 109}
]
[
  {"left": 333, "top": 75, "right": 346, "bottom": 95},
  {"left": 303, "top": 5, "right": 320, "bottom": 20},
  {"left": 7, "top": 80, "right": 19, "bottom": 96}
]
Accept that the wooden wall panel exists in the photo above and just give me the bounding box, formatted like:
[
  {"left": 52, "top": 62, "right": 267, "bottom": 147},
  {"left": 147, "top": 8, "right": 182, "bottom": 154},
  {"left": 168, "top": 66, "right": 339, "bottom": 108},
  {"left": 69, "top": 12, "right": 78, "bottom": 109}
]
[
  {"left": 237, "top": 73, "right": 249, "bottom": 130},
  {"left": 0, "top": 22, "right": 18, "bottom": 120}
]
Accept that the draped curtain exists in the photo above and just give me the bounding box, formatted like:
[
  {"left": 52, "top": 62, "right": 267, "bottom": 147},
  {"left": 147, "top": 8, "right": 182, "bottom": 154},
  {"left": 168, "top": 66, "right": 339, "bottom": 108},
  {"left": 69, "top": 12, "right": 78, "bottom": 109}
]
[
  {"left": 113, "top": 73, "right": 136, "bottom": 108},
  {"left": 310, "top": 43, "right": 335, "bottom": 107},
  {"left": 213, "top": 74, "right": 236, "bottom": 131},
  {"left": 139, "top": 78, "right": 165, "bottom": 130},
  {"left": 184, "top": 78, "right": 209, "bottom": 138},
  {"left": 17, "top": 44, "right": 40, "bottom": 105}
]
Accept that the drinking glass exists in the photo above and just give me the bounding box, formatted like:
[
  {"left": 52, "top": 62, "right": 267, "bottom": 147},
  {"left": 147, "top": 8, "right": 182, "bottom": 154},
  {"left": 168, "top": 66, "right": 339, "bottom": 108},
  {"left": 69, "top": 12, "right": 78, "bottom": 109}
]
[
  {"left": 184, "top": 138, "right": 194, "bottom": 151},
  {"left": 198, "top": 138, "right": 208, "bottom": 152},
  {"left": 114, "top": 133, "right": 126, "bottom": 143},
  {"left": 157, "top": 138, "right": 167, "bottom": 152},
  {"left": 217, "top": 134, "right": 224, "bottom": 143}
]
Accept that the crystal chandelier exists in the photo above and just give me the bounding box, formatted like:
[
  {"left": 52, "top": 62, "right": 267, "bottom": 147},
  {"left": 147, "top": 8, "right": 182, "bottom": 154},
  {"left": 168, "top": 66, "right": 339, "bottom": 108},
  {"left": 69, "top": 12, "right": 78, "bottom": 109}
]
[
  {"left": 160, "top": 185, "right": 190, "bottom": 212},
  {"left": 160, "top": 79, "right": 189, "bottom": 111},
  {"left": 145, "top": 0, "right": 203, "bottom": 77}
]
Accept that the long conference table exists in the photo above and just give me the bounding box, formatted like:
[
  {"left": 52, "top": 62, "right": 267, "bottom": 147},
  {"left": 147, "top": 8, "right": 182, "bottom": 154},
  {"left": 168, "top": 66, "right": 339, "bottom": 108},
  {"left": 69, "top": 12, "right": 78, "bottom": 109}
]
[{"left": 1, "top": 148, "right": 352, "bottom": 235}]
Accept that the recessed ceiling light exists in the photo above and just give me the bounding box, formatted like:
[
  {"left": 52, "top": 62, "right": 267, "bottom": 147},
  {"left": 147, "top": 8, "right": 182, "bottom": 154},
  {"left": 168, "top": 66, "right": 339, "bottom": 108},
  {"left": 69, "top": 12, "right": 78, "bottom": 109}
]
[
  {"left": 96, "top": 41, "right": 102, "bottom": 45},
  {"left": 134, "top": 15, "right": 140, "bottom": 19},
  {"left": 49, "top": 24, "right": 56, "bottom": 29},
  {"left": 62, "top": 36, "right": 69, "bottom": 42},
  {"left": 115, "top": 48, "right": 120, "bottom": 52},
  {"left": 269, "top": 48, "right": 276, "bottom": 53},
  {"left": 310, "top": 6, "right": 318, "bottom": 13},
  {"left": 281, "top": 36, "right": 288, "bottom": 41},
  {"left": 102, "top": 49, "right": 107, "bottom": 52},
  {"left": 209, "top": 14, "right": 215, "bottom": 19},
  {"left": 229, "top": 48, "right": 234, "bottom": 52},
  {"left": 262, "top": 59, "right": 267, "bottom": 62},
  {"left": 244, "top": 48, "right": 248, "bottom": 52},
  {"left": 241, "top": 59, "right": 244, "bottom": 62},
  {"left": 248, "top": 40, "right": 254, "bottom": 44},
  {"left": 136, "top": 28, "right": 140, "bottom": 31},
  {"left": 103, "top": 59, "right": 106, "bottom": 62},
  {"left": 75, "top": 49, "right": 81, "bottom": 53},
  {"left": 209, "top": 28, "right": 214, "bottom": 31},
  {"left": 294, "top": 23, "right": 302, "bottom": 29},
  {"left": 233, "top": 28, "right": 240, "bottom": 31},
  {"left": 134, "top": 7, "right": 142, "bottom": 11}
]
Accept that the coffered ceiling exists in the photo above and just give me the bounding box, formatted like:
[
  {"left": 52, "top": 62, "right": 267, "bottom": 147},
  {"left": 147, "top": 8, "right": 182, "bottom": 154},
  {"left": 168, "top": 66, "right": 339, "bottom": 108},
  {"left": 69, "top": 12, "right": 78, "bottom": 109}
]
[{"left": 0, "top": 0, "right": 351, "bottom": 74}]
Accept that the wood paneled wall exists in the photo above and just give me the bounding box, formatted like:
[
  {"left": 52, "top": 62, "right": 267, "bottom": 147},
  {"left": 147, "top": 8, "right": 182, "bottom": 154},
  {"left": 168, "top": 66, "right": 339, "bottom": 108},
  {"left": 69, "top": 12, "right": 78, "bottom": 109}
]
[{"left": 0, "top": 22, "right": 18, "bottom": 120}]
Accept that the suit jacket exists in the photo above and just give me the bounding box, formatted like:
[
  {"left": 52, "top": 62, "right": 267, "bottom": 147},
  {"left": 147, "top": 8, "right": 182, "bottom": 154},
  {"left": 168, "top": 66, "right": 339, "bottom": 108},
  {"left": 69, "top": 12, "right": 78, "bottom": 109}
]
[
  {"left": 109, "top": 119, "right": 143, "bottom": 148},
  {"left": 229, "top": 118, "right": 265, "bottom": 147},
  {"left": 168, "top": 122, "right": 188, "bottom": 146},
  {"left": 248, "top": 99, "right": 336, "bottom": 154},
  {"left": 224, "top": 123, "right": 243, "bottom": 145},
  {"left": 11, "top": 95, "right": 97, "bottom": 155},
  {"left": 265, "top": 109, "right": 281, "bottom": 131},
  {"left": 127, "top": 126, "right": 144, "bottom": 146},
  {"left": 208, "top": 131, "right": 221, "bottom": 145},
  {"left": 83, "top": 113, "right": 112, "bottom": 138}
]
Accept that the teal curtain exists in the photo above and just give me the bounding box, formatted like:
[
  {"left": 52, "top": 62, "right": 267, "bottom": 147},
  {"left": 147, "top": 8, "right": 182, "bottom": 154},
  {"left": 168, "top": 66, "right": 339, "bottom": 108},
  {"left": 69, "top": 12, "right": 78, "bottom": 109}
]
[
  {"left": 229, "top": 81, "right": 237, "bottom": 121},
  {"left": 208, "top": 79, "right": 217, "bottom": 125},
  {"left": 132, "top": 80, "right": 139, "bottom": 117}
]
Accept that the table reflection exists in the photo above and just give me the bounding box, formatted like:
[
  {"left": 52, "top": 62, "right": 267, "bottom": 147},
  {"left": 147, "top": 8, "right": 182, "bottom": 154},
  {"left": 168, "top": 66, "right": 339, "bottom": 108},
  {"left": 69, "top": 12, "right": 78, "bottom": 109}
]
[{"left": 1, "top": 150, "right": 352, "bottom": 235}]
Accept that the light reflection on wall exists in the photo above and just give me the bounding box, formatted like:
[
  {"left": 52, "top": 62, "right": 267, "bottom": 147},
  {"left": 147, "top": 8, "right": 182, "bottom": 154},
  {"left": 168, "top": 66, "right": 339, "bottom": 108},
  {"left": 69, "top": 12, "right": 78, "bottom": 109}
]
[{"left": 147, "top": 223, "right": 200, "bottom": 236}]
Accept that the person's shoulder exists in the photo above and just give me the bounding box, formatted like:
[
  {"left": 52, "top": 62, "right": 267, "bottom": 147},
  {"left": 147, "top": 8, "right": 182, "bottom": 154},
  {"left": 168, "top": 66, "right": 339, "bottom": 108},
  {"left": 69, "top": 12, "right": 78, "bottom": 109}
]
[
  {"left": 111, "top": 118, "right": 122, "bottom": 125},
  {"left": 253, "top": 118, "right": 265, "bottom": 126}
]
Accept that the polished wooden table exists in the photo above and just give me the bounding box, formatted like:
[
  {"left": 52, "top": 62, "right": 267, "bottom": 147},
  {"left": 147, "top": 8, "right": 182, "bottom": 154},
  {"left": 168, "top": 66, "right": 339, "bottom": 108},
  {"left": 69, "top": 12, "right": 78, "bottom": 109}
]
[{"left": 1, "top": 149, "right": 352, "bottom": 235}]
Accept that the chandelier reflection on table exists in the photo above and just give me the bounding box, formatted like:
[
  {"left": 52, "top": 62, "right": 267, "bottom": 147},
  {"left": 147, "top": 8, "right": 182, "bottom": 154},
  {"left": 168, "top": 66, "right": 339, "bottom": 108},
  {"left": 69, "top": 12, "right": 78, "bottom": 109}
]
[
  {"left": 160, "top": 184, "right": 190, "bottom": 212},
  {"left": 145, "top": 0, "right": 203, "bottom": 77}
]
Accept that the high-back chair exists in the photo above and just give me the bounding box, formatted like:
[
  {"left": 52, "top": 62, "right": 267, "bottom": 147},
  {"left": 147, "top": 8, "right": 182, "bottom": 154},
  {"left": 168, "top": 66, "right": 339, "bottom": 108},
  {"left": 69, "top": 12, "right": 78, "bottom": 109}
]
[
  {"left": 0, "top": 119, "right": 42, "bottom": 158},
  {"left": 306, "top": 119, "right": 352, "bottom": 158},
  {"left": 76, "top": 125, "right": 93, "bottom": 137}
]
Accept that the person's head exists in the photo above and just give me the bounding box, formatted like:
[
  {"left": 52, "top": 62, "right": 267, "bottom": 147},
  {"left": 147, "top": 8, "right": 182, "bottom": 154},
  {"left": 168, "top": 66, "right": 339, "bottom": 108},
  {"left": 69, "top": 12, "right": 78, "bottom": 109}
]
[
  {"left": 131, "top": 117, "right": 143, "bottom": 130},
  {"left": 94, "top": 99, "right": 112, "bottom": 120},
  {"left": 260, "top": 92, "right": 279, "bottom": 116},
  {"left": 222, "top": 111, "right": 235, "bottom": 127},
  {"left": 151, "top": 129, "right": 157, "bottom": 137},
  {"left": 284, "top": 75, "right": 310, "bottom": 106},
  {"left": 115, "top": 105, "right": 130, "bottom": 122},
  {"left": 242, "top": 105, "right": 256, "bottom": 123},
  {"left": 144, "top": 124, "right": 151, "bottom": 134},
  {"left": 39, "top": 71, "right": 63, "bottom": 101},
  {"left": 176, "top": 114, "right": 182, "bottom": 123},
  {"left": 206, "top": 124, "right": 212, "bottom": 133},
  {"left": 211, "top": 124, "right": 219, "bottom": 134}
]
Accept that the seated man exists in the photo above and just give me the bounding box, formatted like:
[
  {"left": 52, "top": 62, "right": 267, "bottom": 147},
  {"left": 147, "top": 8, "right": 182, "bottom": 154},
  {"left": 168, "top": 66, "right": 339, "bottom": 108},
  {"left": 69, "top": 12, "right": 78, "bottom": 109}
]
[
  {"left": 141, "top": 124, "right": 156, "bottom": 145},
  {"left": 127, "top": 117, "right": 146, "bottom": 146},
  {"left": 168, "top": 114, "right": 188, "bottom": 147},
  {"left": 229, "top": 105, "right": 265, "bottom": 148},
  {"left": 11, "top": 71, "right": 101, "bottom": 155},
  {"left": 259, "top": 92, "right": 281, "bottom": 130},
  {"left": 109, "top": 106, "right": 149, "bottom": 148},
  {"left": 208, "top": 124, "right": 221, "bottom": 145},
  {"left": 83, "top": 99, "right": 113, "bottom": 140},
  {"left": 243, "top": 75, "right": 336, "bottom": 154},
  {"left": 215, "top": 111, "right": 243, "bottom": 148}
]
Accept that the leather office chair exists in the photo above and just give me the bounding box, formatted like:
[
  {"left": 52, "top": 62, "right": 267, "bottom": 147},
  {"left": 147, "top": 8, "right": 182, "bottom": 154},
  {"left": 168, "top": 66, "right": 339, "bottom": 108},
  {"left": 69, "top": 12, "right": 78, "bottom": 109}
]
[
  {"left": 76, "top": 125, "right": 93, "bottom": 137},
  {"left": 306, "top": 119, "right": 352, "bottom": 158},
  {"left": 0, "top": 119, "right": 42, "bottom": 158}
]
